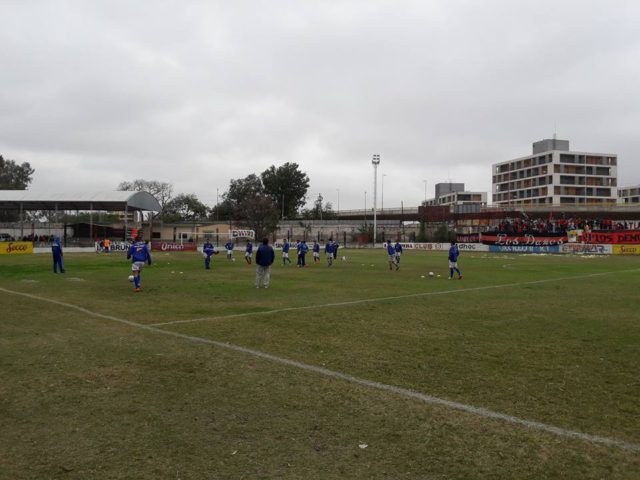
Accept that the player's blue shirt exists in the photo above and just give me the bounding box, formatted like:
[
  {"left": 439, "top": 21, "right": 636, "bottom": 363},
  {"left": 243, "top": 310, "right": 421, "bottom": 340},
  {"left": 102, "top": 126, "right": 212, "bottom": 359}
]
[
  {"left": 282, "top": 241, "right": 290, "bottom": 253},
  {"left": 51, "top": 238, "right": 63, "bottom": 256},
  {"left": 386, "top": 244, "right": 395, "bottom": 255},
  {"left": 448, "top": 245, "right": 459, "bottom": 262},
  {"left": 246, "top": 242, "right": 253, "bottom": 254},
  {"left": 299, "top": 243, "right": 308, "bottom": 254},
  {"left": 225, "top": 242, "right": 234, "bottom": 251},
  {"left": 127, "top": 241, "right": 152, "bottom": 264},
  {"left": 394, "top": 243, "right": 403, "bottom": 253},
  {"left": 313, "top": 243, "right": 320, "bottom": 253},
  {"left": 203, "top": 242, "right": 215, "bottom": 257},
  {"left": 325, "top": 242, "right": 334, "bottom": 254}
]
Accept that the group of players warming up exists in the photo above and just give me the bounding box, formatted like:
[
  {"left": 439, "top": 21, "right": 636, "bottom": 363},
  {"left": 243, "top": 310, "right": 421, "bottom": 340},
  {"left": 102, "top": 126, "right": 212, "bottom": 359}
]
[{"left": 52, "top": 235, "right": 462, "bottom": 291}]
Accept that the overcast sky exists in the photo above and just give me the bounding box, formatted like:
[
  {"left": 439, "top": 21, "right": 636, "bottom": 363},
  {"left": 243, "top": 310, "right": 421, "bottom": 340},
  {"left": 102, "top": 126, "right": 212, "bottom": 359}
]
[{"left": 1, "top": 0, "right": 639, "bottom": 210}]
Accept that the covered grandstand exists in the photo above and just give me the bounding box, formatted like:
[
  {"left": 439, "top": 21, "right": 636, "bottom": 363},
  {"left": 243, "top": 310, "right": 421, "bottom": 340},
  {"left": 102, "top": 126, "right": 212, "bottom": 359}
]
[{"left": 0, "top": 190, "right": 161, "bottom": 242}]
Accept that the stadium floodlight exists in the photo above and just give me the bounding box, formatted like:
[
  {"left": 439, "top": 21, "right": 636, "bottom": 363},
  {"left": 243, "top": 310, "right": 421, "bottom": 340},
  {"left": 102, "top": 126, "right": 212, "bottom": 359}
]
[{"left": 372, "top": 154, "right": 380, "bottom": 246}]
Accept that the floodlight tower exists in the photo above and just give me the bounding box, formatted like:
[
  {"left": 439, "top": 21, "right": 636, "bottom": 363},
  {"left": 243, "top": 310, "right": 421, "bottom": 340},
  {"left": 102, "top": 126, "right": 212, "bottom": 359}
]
[{"left": 372, "top": 154, "right": 381, "bottom": 246}]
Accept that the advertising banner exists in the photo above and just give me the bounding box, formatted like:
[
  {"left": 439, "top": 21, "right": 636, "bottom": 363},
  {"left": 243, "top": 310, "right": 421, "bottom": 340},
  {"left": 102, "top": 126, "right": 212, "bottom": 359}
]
[
  {"left": 612, "top": 245, "right": 640, "bottom": 255},
  {"left": 386, "top": 242, "right": 489, "bottom": 252},
  {"left": 480, "top": 233, "right": 566, "bottom": 246},
  {"left": 231, "top": 229, "right": 255, "bottom": 239},
  {"left": 151, "top": 241, "right": 197, "bottom": 252},
  {"left": 582, "top": 230, "right": 640, "bottom": 245},
  {"left": 0, "top": 241, "right": 33, "bottom": 255},
  {"left": 95, "top": 241, "right": 131, "bottom": 252},
  {"left": 560, "top": 244, "right": 612, "bottom": 255},
  {"left": 489, "top": 245, "right": 560, "bottom": 254}
]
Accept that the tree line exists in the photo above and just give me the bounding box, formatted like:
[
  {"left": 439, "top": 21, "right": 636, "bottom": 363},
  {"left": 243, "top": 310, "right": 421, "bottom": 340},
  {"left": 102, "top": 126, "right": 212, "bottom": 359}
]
[
  {"left": 119, "top": 162, "right": 336, "bottom": 239},
  {"left": 1, "top": 155, "right": 336, "bottom": 237}
]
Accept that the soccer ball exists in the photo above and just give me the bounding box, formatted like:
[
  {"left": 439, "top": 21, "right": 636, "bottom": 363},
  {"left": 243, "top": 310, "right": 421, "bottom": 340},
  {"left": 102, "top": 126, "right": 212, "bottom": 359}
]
[
  {"left": 232, "top": 258, "right": 236, "bottom": 262},
  {"left": 428, "top": 272, "right": 434, "bottom": 277},
  {"left": 342, "top": 256, "right": 347, "bottom": 261},
  {"left": 128, "top": 275, "right": 134, "bottom": 282}
]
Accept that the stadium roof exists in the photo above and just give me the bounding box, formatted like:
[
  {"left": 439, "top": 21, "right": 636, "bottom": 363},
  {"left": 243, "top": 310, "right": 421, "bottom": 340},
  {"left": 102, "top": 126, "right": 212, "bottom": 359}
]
[{"left": 0, "top": 190, "right": 161, "bottom": 212}]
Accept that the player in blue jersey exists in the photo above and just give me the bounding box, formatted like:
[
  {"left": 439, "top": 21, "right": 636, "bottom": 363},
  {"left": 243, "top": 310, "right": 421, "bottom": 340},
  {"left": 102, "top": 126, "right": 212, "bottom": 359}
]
[
  {"left": 312, "top": 241, "right": 320, "bottom": 264},
  {"left": 127, "top": 236, "right": 152, "bottom": 292},
  {"left": 282, "top": 239, "right": 291, "bottom": 265},
  {"left": 448, "top": 241, "right": 462, "bottom": 280},
  {"left": 394, "top": 241, "right": 403, "bottom": 264},
  {"left": 225, "top": 240, "right": 234, "bottom": 261},
  {"left": 245, "top": 240, "right": 253, "bottom": 265},
  {"left": 297, "top": 240, "right": 308, "bottom": 267},
  {"left": 387, "top": 241, "right": 399, "bottom": 271},
  {"left": 51, "top": 236, "right": 65, "bottom": 273},
  {"left": 325, "top": 239, "right": 334, "bottom": 266},
  {"left": 203, "top": 240, "right": 218, "bottom": 269}
]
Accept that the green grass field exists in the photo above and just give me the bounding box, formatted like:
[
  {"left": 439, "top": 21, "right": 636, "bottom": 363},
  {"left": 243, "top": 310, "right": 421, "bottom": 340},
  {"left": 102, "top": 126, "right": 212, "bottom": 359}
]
[{"left": 1, "top": 249, "right": 640, "bottom": 479}]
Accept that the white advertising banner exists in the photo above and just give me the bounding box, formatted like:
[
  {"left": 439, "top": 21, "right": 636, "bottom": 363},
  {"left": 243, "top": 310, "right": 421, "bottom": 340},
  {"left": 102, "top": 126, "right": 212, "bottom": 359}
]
[
  {"left": 384, "top": 242, "right": 489, "bottom": 252},
  {"left": 560, "top": 243, "right": 612, "bottom": 255}
]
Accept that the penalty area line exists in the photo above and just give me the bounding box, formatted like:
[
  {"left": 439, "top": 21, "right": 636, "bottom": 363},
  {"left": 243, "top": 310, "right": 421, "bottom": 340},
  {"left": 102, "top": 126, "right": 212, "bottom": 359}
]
[
  {"left": 1, "top": 285, "right": 639, "bottom": 453},
  {"left": 150, "top": 268, "right": 640, "bottom": 327}
]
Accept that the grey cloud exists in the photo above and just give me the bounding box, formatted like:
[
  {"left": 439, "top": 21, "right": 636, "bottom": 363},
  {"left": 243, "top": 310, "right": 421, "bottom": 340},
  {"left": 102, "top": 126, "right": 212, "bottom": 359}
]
[{"left": 1, "top": 0, "right": 640, "bottom": 210}]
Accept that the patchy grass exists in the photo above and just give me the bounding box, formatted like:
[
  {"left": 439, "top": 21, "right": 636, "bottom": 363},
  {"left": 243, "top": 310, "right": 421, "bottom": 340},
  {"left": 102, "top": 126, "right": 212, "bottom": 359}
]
[{"left": 1, "top": 249, "right": 639, "bottom": 479}]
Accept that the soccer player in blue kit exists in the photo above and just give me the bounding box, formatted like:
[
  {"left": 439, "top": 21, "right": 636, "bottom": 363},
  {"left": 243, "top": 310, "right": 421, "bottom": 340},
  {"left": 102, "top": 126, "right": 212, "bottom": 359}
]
[
  {"left": 312, "top": 241, "right": 320, "bottom": 264},
  {"left": 282, "top": 239, "right": 291, "bottom": 265},
  {"left": 127, "top": 236, "right": 152, "bottom": 292},
  {"left": 245, "top": 240, "right": 253, "bottom": 265},
  {"left": 297, "top": 240, "right": 308, "bottom": 267},
  {"left": 203, "top": 240, "right": 217, "bottom": 269},
  {"left": 448, "top": 241, "right": 463, "bottom": 280},
  {"left": 387, "top": 241, "right": 399, "bottom": 271},
  {"left": 394, "top": 241, "right": 403, "bottom": 265},
  {"left": 325, "top": 239, "right": 334, "bottom": 266},
  {"left": 225, "top": 240, "right": 235, "bottom": 261},
  {"left": 51, "top": 236, "right": 65, "bottom": 273}
]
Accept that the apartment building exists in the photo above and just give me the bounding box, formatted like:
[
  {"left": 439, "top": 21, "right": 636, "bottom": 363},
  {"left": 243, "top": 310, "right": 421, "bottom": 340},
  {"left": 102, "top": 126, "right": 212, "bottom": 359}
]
[
  {"left": 619, "top": 185, "right": 640, "bottom": 204},
  {"left": 435, "top": 190, "right": 487, "bottom": 207},
  {"left": 423, "top": 183, "right": 487, "bottom": 212},
  {"left": 492, "top": 139, "right": 618, "bottom": 206}
]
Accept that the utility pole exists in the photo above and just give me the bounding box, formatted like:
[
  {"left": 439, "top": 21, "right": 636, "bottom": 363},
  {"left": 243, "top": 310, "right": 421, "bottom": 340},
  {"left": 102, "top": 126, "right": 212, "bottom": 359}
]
[{"left": 372, "top": 154, "right": 380, "bottom": 246}]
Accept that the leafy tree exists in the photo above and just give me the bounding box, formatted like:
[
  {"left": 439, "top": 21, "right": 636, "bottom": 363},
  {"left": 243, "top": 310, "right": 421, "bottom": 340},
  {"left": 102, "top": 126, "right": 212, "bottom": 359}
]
[
  {"left": 0, "top": 155, "right": 35, "bottom": 190},
  {"left": 223, "top": 174, "right": 279, "bottom": 239},
  {"left": 118, "top": 179, "right": 173, "bottom": 220},
  {"left": 223, "top": 174, "right": 263, "bottom": 214},
  {"left": 261, "top": 162, "right": 309, "bottom": 219},
  {"left": 0, "top": 155, "right": 36, "bottom": 221},
  {"left": 163, "top": 194, "right": 209, "bottom": 222},
  {"left": 236, "top": 194, "right": 280, "bottom": 240}
]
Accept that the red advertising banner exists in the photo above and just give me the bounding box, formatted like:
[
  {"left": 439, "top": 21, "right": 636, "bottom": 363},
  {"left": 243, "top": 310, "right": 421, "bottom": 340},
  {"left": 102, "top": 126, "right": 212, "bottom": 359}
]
[
  {"left": 151, "top": 241, "right": 197, "bottom": 252},
  {"left": 480, "top": 233, "right": 567, "bottom": 246},
  {"left": 582, "top": 230, "right": 640, "bottom": 245}
]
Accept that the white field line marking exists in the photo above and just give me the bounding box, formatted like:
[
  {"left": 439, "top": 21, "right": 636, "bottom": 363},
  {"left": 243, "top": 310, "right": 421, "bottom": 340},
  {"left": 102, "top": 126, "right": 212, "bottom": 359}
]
[
  {"left": 1, "top": 284, "right": 640, "bottom": 453},
  {"left": 150, "top": 268, "right": 640, "bottom": 327}
]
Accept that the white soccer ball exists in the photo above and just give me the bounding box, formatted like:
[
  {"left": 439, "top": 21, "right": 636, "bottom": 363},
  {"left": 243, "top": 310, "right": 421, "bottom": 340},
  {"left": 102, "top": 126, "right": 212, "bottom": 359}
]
[
  {"left": 128, "top": 275, "right": 134, "bottom": 282},
  {"left": 232, "top": 258, "right": 236, "bottom": 262},
  {"left": 342, "top": 256, "right": 346, "bottom": 261},
  {"left": 428, "top": 272, "right": 434, "bottom": 277}
]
